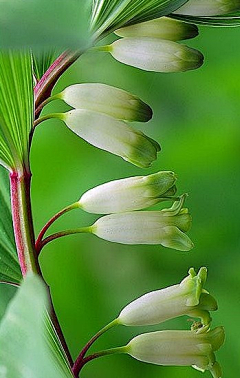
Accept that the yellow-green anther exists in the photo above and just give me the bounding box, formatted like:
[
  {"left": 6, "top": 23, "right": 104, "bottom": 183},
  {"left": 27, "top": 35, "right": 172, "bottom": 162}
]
[
  {"left": 115, "top": 17, "right": 198, "bottom": 41},
  {"left": 126, "top": 327, "right": 225, "bottom": 378},
  {"left": 59, "top": 83, "right": 152, "bottom": 122},
  {"left": 79, "top": 171, "right": 177, "bottom": 214},
  {"left": 107, "top": 37, "right": 204, "bottom": 72},
  {"left": 174, "top": 0, "right": 240, "bottom": 16},
  {"left": 90, "top": 197, "right": 193, "bottom": 251},
  {"left": 62, "top": 110, "right": 160, "bottom": 168},
  {"left": 118, "top": 267, "right": 217, "bottom": 327}
]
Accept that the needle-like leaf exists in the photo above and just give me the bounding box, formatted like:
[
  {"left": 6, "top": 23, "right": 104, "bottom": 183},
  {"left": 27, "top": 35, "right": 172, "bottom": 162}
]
[{"left": 0, "top": 51, "right": 33, "bottom": 171}]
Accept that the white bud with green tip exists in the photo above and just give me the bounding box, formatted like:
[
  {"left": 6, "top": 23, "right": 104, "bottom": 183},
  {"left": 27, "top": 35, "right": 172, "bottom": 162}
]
[
  {"left": 104, "top": 37, "right": 203, "bottom": 73},
  {"left": 118, "top": 267, "right": 217, "bottom": 328},
  {"left": 59, "top": 83, "right": 152, "bottom": 122},
  {"left": 174, "top": 0, "right": 240, "bottom": 16},
  {"left": 60, "top": 110, "right": 160, "bottom": 168},
  {"left": 125, "top": 327, "right": 225, "bottom": 378},
  {"left": 79, "top": 171, "right": 177, "bottom": 214},
  {"left": 90, "top": 195, "right": 193, "bottom": 251},
  {"left": 115, "top": 17, "right": 198, "bottom": 41}
]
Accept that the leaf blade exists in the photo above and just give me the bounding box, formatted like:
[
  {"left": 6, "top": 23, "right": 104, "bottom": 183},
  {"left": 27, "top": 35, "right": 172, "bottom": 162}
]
[
  {"left": 0, "top": 51, "right": 34, "bottom": 170},
  {"left": 0, "top": 273, "right": 73, "bottom": 377},
  {"left": 0, "top": 166, "right": 22, "bottom": 285},
  {"left": 170, "top": 12, "right": 240, "bottom": 26}
]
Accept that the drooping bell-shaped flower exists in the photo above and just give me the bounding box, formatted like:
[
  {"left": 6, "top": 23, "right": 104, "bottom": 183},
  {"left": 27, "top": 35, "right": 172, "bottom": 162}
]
[
  {"left": 115, "top": 17, "right": 198, "bottom": 41},
  {"left": 118, "top": 267, "right": 217, "bottom": 328},
  {"left": 58, "top": 83, "right": 152, "bottom": 122},
  {"left": 103, "top": 37, "right": 203, "bottom": 72},
  {"left": 174, "top": 0, "right": 240, "bottom": 16},
  {"left": 79, "top": 171, "right": 177, "bottom": 214},
  {"left": 125, "top": 327, "right": 225, "bottom": 378},
  {"left": 90, "top": 195, "right": 193, "bottom": 251},
  {"left": 59, "top": 109, "right": 160, "bottom": 168}
]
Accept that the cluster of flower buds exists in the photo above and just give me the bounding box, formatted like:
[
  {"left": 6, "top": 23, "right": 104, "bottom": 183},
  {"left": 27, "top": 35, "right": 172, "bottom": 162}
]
[
  {"left": 77, "top": 172, "right": 193, "bottom": 251},
  {"left": 99, "top": 16, "right": 203, "bottom": 72},
  {"left": 110, "top": 268, "right": 224, "bottom": 378},
  {"left": 49, "top": 83, "right": 160, "bottom": 168}
]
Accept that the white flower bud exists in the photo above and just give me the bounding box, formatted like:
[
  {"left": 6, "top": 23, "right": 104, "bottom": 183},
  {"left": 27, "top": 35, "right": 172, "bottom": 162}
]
[
  {"left": 126, "top": 327, "right": 225, "bottom": 378},
  {"left": 118, "top": 267, "right": 217, "bottom": 327},
  {"left": 62, "top": 109, "right": 160, "bottom": 168},
  {"left": 90, "top": 196, "right": 193, "bottom": 251},
  {"left": 79, "top": 171, "right": 177, "bottom": 214},
  {"left": 115, "top": 17, "right": 198, "bottom": 41},
  {"left": 59, "top": 83, "right": 152, "bottom": 122},
  {"left": 106, "top": 37, "right": 203, "bottom": 72},
  {"left": 174, "top": 0, "right": 240, "bottom": 16}
]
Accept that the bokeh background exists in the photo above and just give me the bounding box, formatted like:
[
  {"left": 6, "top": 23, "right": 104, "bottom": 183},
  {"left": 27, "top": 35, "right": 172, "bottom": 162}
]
[{"left": 2, "top": 24, "right": 240, "bottom": 377}]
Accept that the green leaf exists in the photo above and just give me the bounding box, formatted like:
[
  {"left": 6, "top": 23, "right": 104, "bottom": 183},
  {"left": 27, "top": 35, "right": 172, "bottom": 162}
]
[
  {"left": 0, "top": 166, "right": 21, "bottom": 285},
  {"left": 170, "top": 12, "right": 240, "bottom": 26},
  {"left": 0, "top": 0, "right": 90, "bottom": 49},
  {"left": 0, "top": 273, "right": 73, "bottom": 377},
  {"left": 91, "top": 0, "right": 189, "bottom": 39},
  {"left": 0, "top": 284, "right": 16, "bottom": 321},
  {"left": 0, "top": 50, "right": 34, "bottom": 171},
  {"left": 33, "top": 50, "right": 58, "bottom": 82}
]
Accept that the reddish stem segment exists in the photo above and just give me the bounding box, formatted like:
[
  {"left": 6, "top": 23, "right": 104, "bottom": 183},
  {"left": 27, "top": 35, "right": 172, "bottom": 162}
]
[
  {"left": 10, "top": 168, "right": 73, "bottom": 366},
  {"left": 35, "top": 202, "right": 79, "bottom": 254},
  {"left": 72, "top": 319, "right": 118, "bottom": 377},
  {"left": 34, "top": 50, "right": 81, "bottom": 118},
  {"left": 10, "top": 168, "right": 41, "bottom": 276}
]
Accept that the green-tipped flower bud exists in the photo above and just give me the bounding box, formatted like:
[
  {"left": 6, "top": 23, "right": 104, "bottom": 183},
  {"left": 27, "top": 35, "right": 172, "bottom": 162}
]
[
  {"left": 126, "top": 327, "right": 225, "bottom": 378},
  {"left": 115, "top": 17, "right": 198, "bottom": 41},
  {"left": 59, "top": 83, "right": 152, "bottom": 122},
  {"left": 118, "top": 267, "right": 217, "bottom": 328},
  {"left": 106, "top": 37, "right": 203, "bottom": 73},
  {"left": 90, "top": 196, "right": 193, "bottom": 251},
  {"left": 61, "top": 110, "right": 160, "bottom": 168},
  {"left": 79, "top": 171, "right": 177, "bottom": 214},
  {"left": 174, "top": 0, "right": 240, "bottom": 16}
]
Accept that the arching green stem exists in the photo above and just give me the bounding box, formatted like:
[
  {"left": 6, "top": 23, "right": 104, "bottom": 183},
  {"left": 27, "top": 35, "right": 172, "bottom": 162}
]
[
  {"left": 37, "top": 227, "right": 91, "bottom": 254},
  {"left": 73, "top": 345, "right": 126, "bottom": 377},
  {"left": 35, "top": 202, "right": 80, "bottom": 254},
  {"left": 72, "top": 319, "right": 119, "bottom": 376}
]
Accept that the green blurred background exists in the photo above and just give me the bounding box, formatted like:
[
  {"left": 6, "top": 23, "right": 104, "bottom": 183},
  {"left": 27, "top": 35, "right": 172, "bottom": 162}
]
[{"left": 3, "top": 25, "right": 240, "bottom": 377}]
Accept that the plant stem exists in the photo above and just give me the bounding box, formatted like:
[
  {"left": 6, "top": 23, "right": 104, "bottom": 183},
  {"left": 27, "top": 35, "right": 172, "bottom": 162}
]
[
  {"left": 10, "top": 168, "right": 41, "bottom": 276},
  {"left": 34, "top": 50, "right": 82, "bottom": 118},
  {"left": 38, "top": 227, "right": 91, "bottom": 253},
  {"left": 35, "top": 202, "right": 80, "bottom": 253},
  {"left": 72, "top": 319, "right": 119, "bottom": 377},
  {"left": 74, "top": 346, "right": 127, "bottom": 377},
  {"left": 10, "top": 166, "right": 73, "bottom": 366}
]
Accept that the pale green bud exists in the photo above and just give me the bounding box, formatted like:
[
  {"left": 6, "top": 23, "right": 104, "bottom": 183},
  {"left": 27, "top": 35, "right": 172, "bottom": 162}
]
[
  {"left": 118, "top": 267, "right": 217, "bottom": 327},
  {"left": 115, "top": 17, "right": 198, "bottom": 41},
  {"left": 79, "top": 171, "right": 177, "bottom": 214},
  {"left": 59, "top": 83, "right": 152, "bottom": 122},
  {"left": 61, "top": 110, "right": 160, "bottom": 168},
  {"left": 106, "top": 37, "right": 203, "bottom": 73},
  {"left": 90, "top": 196, "right": 193, "bottom": 251},
  {"left": 126, "top": 327, "right": 225, "bottom": 378},
  {"left": 174, "top": 0, "right": 240, "bottom": 16}
]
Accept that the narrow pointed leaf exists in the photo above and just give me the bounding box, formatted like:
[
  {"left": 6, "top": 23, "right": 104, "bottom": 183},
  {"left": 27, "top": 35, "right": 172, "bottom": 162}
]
[
  {"left": 91, "top": 0, "right": 190, "bottom": 39},
  {"left": 0, "top": 166, "right": 21, "bottom": 285},
  {"left": 33, "top": 50, "right": 58, "bottom": 82},
  {"left": 0, "top": 273, "right": 73, "bottom": 377},
  {"left": 170, "top": 12, "right": 240, "bottom": 26},
  {"left": 0, "top": 51, "right": 34, "bottom": 170}
]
